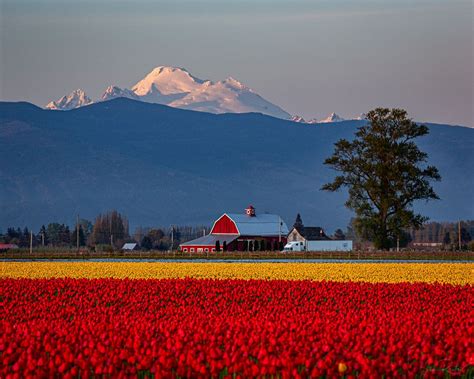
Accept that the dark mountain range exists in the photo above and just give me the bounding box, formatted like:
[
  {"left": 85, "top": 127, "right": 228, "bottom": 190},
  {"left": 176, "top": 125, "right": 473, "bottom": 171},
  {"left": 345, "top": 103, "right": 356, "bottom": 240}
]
[{"left": 1, "top": 99, "right": 473, "bottom": 232}]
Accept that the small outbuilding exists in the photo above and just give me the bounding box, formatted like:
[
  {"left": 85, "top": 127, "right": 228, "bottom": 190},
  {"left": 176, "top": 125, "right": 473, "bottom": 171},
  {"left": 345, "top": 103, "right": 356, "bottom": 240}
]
[
  {"left": 0, "top": 243, "right": 19, "bottom": 251},
  {"left": 122, "top": 243, "right": 139, "bottom": 251}
]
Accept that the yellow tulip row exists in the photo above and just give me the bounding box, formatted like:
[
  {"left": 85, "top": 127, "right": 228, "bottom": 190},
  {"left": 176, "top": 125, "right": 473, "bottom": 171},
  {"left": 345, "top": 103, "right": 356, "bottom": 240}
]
[{"left": 1, "top": 262, "right": 472, "bottom": 284}]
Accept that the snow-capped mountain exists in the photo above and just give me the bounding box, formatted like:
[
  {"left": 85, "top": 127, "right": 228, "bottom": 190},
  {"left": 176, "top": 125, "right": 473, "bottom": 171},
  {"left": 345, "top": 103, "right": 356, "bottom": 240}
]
[
  {"left": 291, "top": 115, "right": 319, "bottom": 124},
  {"left": 291, "top": 113, "right": 347, "bottom": 124},
  {"left": 45, "top": 66, "right": 291, "bottom": 119},
  {"left": 356, "top": 113, "right": 367, "bottom": 120},
  {"left": 290, "top": 115, "right": 307, "bottom": 123},
  {"left": 318, "top": 112, "right": 345, "bottom": 123},
  {"left": 129, "top": 66, "right": 291, "bottom": 118},
  {"left": 100, "top": 86, "right": 139, "bottom": 102},
  {"left": 45, "top": 89, "right": 93, "bottom": 110}
]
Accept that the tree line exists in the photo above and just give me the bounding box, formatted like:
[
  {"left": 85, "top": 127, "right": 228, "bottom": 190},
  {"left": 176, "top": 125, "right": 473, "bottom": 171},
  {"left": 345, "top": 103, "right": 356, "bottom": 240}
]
[{"left": 0, "top": 210, "right": 209, "bottom": 251}]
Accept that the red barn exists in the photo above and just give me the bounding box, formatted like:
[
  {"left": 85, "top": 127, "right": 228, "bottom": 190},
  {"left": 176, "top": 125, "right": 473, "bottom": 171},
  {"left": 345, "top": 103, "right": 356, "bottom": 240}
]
[{"left": 180, "top": 206, "right": 289, "bottom": 252}]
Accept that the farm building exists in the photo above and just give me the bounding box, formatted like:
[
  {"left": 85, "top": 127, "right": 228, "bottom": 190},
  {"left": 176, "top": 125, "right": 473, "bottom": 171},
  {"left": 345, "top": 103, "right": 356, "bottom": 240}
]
[
  {"left": 287, "top": 226, "right": 331, "bottom": 243},
  {"left": 180, "top": 206, "right": 289, "bottom": 252},
  {"left": 285, "top": 214, "right": 352, "bottom": 251},
  {"left": 122, "top": 243, "right": 139, "bottom": 251},
  {"left": 0, "top": 243, "right": 19, "bottom": 251}
]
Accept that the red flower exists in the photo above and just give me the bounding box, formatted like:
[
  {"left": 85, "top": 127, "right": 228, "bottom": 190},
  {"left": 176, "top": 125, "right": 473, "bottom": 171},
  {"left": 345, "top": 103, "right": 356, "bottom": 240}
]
[{"left": 0, "top": 278, "right": 471, "bottom": 377}]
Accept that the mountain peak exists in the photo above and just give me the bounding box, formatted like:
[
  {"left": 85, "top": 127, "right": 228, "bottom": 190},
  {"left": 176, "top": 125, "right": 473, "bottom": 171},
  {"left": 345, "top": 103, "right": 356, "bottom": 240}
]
[
  {"left": 45, "top": 88, "right": 92, "bottom": 110},
  {"left": 318, "top": 112, "right": 345, "bottom": 123},
  {"left": 100, "top": 86, "right": 138, "bottom": 102},
  {"left": 132, "top": 66, "right": 206, "bottom": 96},
  {"left": 291, "top": 115, "right": 307, "bottom": 123}
]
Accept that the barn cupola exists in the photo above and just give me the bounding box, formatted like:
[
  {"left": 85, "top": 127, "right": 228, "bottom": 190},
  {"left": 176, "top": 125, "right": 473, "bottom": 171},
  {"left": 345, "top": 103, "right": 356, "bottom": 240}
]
[{"left": 245, "top": 205, "right": 256, "bottom": 217}]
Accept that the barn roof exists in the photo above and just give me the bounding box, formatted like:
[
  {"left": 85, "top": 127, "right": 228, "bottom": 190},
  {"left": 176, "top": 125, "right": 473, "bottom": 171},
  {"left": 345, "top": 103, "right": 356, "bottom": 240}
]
[
  {"left": 180, "top": 234, "right": 238, "bottom": 246},
  {"left": 293, "top": 227, "right": 331, "bottom": 241},
  {"left": 226, "top": 213, "right": 289, "bottom": 236}
]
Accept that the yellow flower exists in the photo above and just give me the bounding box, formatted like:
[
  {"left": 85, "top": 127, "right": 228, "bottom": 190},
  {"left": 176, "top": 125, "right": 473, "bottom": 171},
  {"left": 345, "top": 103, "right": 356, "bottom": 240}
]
[
  {"left": 338, "top": 362, "right": 348, "bottom": 374},
  {"left": 0, "top": 262, "right": 472, "bottom": 285}
]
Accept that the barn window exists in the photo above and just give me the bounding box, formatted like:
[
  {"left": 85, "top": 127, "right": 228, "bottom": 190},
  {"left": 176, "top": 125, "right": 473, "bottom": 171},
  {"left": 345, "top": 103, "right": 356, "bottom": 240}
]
[
  {"left": 190, "top": 248, "right": 195, "bottom": 252},
  {"left": 211, "top": 248, "right": 216, "bottom": 252},
  {"left": 205, "top": 248, "right": 209, "bottom": 252},
  {"left": 183, "top": 248, "right": 188, "bottom": 252},
  {"left": 197, "top": 248, "right": 203, "bottom": 252}
]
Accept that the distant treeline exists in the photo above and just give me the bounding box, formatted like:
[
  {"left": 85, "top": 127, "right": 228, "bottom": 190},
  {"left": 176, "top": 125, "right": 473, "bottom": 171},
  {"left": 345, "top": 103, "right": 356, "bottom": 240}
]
[
  {"left": 1, "top": 211, "right": 472, "bottom": 251},
  {"left": 408, "top": 220, "right": 473, "bottom": 243},
  {"left": 0, "top": 210, "right": 209, "bottom": 251}
]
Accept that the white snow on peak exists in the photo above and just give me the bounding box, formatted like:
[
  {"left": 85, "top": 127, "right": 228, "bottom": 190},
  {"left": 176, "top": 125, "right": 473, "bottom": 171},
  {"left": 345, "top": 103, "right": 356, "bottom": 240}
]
[
  {"left": 356, "top": 113, "right": 367, "bottom": 120},
  {"left": 44, "top": 66, "right": 291, "bottom": 118},
  {"left": 131, "top": 66, "right": 208, "bottom": 97},
  {"left": 100, "top": 86, "right": 139, "bottom": 101},
  {"left": 129, "top": 66, "right": 290, "bottom": 119},
  {"left": 307, "top": 118, "right": 318, "bottom": 124},
  {"left": 220, "top": 77, "right": 247, "bottom": 90},
  {"left": 45, "top": 89, "right": 93, "bottom": 111},
  {"left": 318, "top": 112, "right": 345, "bottom": 123},
  {"left": 291, "top": 115, "right": 307, "bottom": 123}
]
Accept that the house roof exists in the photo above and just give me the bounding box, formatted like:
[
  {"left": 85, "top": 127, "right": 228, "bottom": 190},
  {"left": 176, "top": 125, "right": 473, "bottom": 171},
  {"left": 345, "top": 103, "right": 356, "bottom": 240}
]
[
  {"left": 180, "top": 234, "right": 238, "bottom": 246},
  {"left": 0, "top": 243, "right": 19, "bottom": 250},
  {"left": 122, "top": 243, "right": 138, "bottom": 250},
  {"left": 293, "top": 227, "right": 331, "bottom": 241},
  {"left": 226, "top": 213, "right": 289, "bottom": 236}
]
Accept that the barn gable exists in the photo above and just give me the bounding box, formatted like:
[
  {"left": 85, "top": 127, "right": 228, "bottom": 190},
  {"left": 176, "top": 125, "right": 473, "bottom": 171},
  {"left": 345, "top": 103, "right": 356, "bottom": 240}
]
[{"left": 211, "top": 214, "right": 240, "bottom": 235}]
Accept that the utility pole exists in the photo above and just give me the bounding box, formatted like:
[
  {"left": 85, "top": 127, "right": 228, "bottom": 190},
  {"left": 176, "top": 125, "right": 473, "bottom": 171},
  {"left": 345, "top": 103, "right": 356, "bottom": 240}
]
[
  {"left": 396, "top": 236, "right": 400, "bottom": 252},
  {"left": 278, "top": 217, "right": 282, "bottom": 244},
  {"left": 41, "top": 231, "right": 44, "bottom": 247},
  {"left": 110, "top": 220, "right": 113, "bottom": 250},
  {"left": 30, "top": 230, "right": 33, "bottom": 255},
  {"left": 458, "top": 221, "right": 462, "bottom": 250},
  {"left": 76, "top": 214, "right": 80, "bottom": 253},
  {"left": 171, "top": 226, "right": 174, "bottom": 252}
]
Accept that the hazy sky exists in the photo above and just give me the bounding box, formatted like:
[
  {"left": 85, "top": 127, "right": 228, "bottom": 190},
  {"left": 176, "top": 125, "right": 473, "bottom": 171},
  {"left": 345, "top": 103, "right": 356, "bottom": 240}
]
[{"left": 1, "top": 0, "right": 472, "bottom": 126}]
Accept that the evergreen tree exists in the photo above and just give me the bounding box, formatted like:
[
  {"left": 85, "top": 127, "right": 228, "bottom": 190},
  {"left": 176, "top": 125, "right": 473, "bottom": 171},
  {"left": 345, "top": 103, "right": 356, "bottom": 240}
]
[
  {"left": 141, "top": 235, "right": 153, "bottom": 250},
  {"left": 222, "top": 241, "right": 227, "bottom": 252},
  {"left": 7, "top": 227, "right": 19, "bottom": 240},
  {"left": 443, "top": 232, "right": 451, "bottom": 245},
  {"left": 215, "top": 240, "right": 221, "bottom": 252},
  {"left": 38, "top": 225, "right": 48, "bottom": 246},
  {"left": 333, "top": 229, "right": 346, "bottom": 240},
  {"left": 47, "top": 223, "right": 63, "bottom": 246},
  {"left": 20, "top": 227, "right": 30, "bottom": 248},
  {"left": 71, "top": 225, "right": 86, "bottom": 247},
  {"left": 293, "top": 213, "right": 304, "bottom": 230},
  {"left": 322, "top": 108, "right": 441, "bottom": 250}
]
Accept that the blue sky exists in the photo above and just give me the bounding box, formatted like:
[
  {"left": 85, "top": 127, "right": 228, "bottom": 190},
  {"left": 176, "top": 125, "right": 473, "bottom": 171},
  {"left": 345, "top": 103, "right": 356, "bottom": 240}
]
[{"left": 1, "top": 0, "right": 472, "bottom": 126}]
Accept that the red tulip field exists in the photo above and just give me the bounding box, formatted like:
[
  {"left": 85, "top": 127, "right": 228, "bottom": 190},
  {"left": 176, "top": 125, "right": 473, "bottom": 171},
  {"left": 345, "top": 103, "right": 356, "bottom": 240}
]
[{"left": 1, "top": 277, "right": 473, "bottom": 378}]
